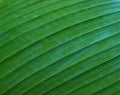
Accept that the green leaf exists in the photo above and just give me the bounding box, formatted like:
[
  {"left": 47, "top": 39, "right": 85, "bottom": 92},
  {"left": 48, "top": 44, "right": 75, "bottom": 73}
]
[{"left": 0, "top": 0, "right": 120, "bottom": 95}]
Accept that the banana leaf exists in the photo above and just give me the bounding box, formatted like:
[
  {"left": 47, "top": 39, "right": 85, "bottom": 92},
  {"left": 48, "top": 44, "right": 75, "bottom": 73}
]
[{"left": 0, "top": 0, "right": 120, "bottom": 95}]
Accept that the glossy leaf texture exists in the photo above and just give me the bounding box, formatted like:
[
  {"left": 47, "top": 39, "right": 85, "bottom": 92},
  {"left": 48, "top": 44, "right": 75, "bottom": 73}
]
[{"left": 0, "top": 0, "right": 120, "bottom": 95}]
